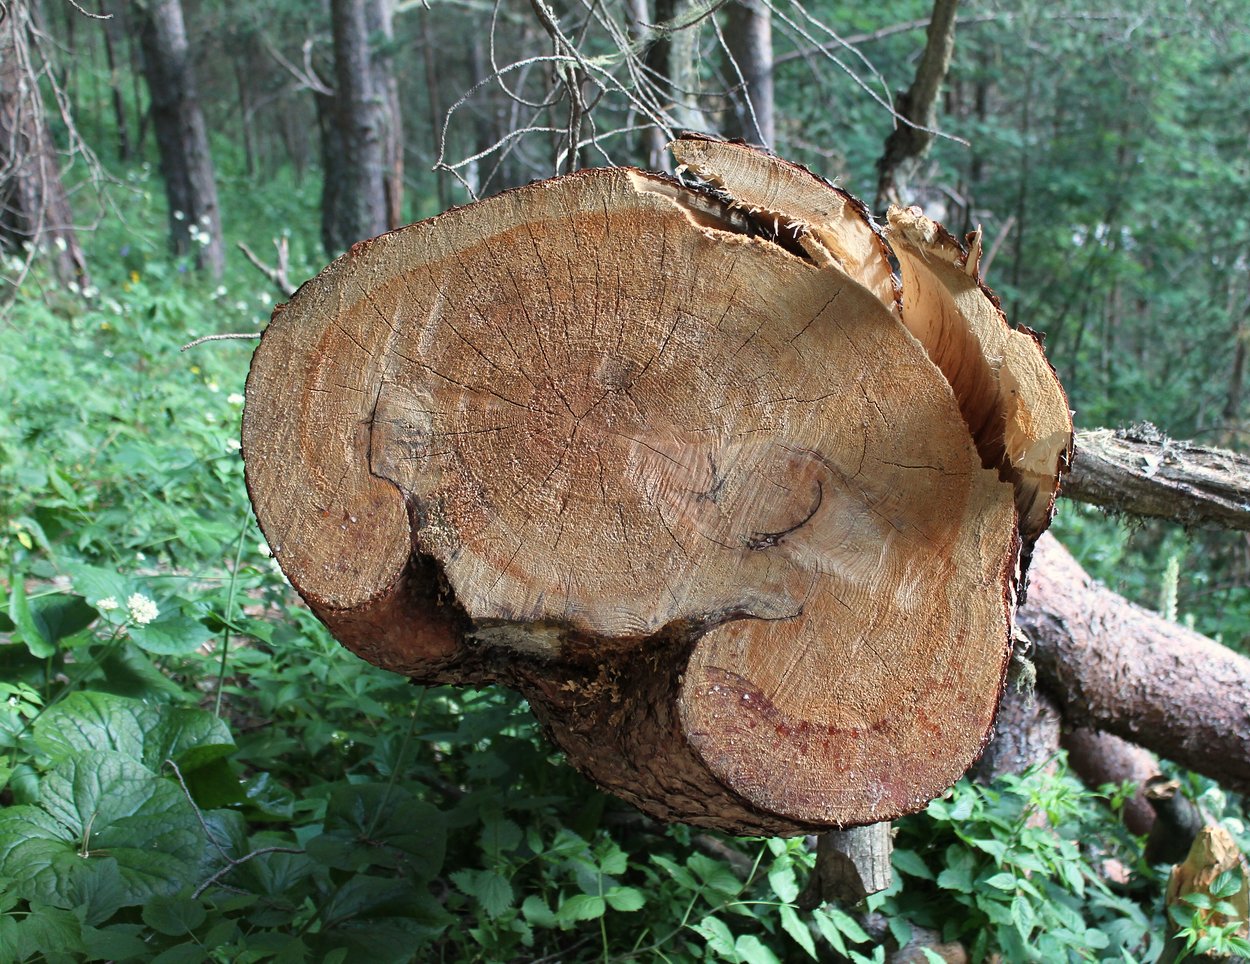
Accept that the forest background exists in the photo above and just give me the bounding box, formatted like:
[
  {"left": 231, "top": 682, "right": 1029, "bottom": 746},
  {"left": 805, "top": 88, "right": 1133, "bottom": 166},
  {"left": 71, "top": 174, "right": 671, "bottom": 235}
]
[{"left": 1, "top": 0, "right": 1249, "bottom": 960}]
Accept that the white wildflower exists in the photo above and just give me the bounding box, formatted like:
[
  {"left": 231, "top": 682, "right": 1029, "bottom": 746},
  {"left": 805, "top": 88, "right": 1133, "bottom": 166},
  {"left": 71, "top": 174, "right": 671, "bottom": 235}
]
[
  {"left": 126, "top": 593, "right": 158, "bottom": 625},
  {"left": 226, "top": 438, "right": 241, "bottom": 452},
  {"left": 207, "top": 381, "right": 220, "bottom": 393},
  {"left": 95, "top": 596, "right": 119, "bottom": 612},
  {"left": 257, "top": 542, "right": 272, "bottom": 558},
  {"left": 173, "top": 210, "right": 186, "bottom": 221},
  {"left": 227, "top": 393, "right": 244, "bottom": 406}
]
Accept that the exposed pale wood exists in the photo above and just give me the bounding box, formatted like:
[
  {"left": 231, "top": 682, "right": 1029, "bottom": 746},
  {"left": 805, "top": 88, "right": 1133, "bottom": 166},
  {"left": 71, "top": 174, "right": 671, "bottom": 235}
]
[
  {"left": 886, "top": 206, "right": 1073, "bottom": 547},
  {"left": 244, "top": 139, "right": 1068, "bottom": 832},
  {"left": 1064, "top": 425, "right": 1250, "bottom": 530}
]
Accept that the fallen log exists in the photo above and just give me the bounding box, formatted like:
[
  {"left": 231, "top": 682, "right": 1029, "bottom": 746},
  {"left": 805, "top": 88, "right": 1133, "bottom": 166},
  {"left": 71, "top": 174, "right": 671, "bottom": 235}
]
[
  {"left": 1063, "top": 425, "right": 1250, "bottom": 530},
  {"left": 1021, "top": 534, "right": 1250, "bottom": 796},
  {"left": 242, "top": 138, "right": 1070, "bottom": 833}
]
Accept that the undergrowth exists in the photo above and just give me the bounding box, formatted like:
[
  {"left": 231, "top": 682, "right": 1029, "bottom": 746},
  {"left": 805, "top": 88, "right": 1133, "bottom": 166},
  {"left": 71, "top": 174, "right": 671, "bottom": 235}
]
[{"left": 1, "top": 184, "right": 1246, "bottom": 962}]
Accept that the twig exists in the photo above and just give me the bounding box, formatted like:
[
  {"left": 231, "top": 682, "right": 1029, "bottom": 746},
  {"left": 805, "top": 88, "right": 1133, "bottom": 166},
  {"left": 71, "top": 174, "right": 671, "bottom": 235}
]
[
  {"left": 165, "top": 759, "right": 305, "bottom": 900},
  {"left": 237, "top": 238, "right": 294, "bottom": 297},
  {"left": 181, "top": 332, "right": 262, "bottom": 351}
]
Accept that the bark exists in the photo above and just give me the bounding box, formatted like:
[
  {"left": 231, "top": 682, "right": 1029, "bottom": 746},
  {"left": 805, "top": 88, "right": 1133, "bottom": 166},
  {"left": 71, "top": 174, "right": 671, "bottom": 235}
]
[
  {"left": 321, "top": 0, "right": 400, "bottom": 257},
  {"left": 1063, "top": 425, "right": 1250, "bottom": 531},
  {"left": 798, "top": 824, "right": 893, "bottom": 907},
  {"left": 100, "top": 0, "right": 131, "bottom": 162},
  {"left": 875, "top": 0, "right": 959, "bottom": 212},
  {"left": 244, "top": 139, "right": 1070, "bottom": 833},
  {"left": 967, "top": 682, "right": 1061, "bottom": 783},
  {"left": 1021, "top": 533, "right": 1250, "bottom": 796},
  {"left": 722, "top": 0, "right": 773, "bottom": 147},
  {"left": 136, "top": 0, "right": 224, "bottom": 277},
  {"left": 645, "top": 0, "right": 710, "bottom": 167},
  {"left": 0, "top": 0, "right": 87, "bottom": 284},
  {"left": 1062, "top": 728, "right": 1157, "bottom": 836}
]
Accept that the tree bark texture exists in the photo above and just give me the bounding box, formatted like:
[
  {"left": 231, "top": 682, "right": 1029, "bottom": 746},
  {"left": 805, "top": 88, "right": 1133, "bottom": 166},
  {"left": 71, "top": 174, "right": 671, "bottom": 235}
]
[
  {"left": 136, "top": 0, "right": 224, "bottom": 277},
  {"left": 321, "top": 0, "right": 401, "bottom": 257},
  {"left": 244, "top": 138, "right": 1071, "bottom": 833},
  {"left": 798, "top": 824, "right": 893, "bottom": 907},
  {"left": 1063, "top": 425, "right": 1250, "bottom": 530},
  {"left": 0, "top": 0, "right": 87, "bottom": 284},
  {"left": 722, "top": 0, "right": 774, "bottom": 147},
  {"left": 967, "top": 683, "right": 1060, "bottom": 783},
  {"left": 875, "top": 0, "right": 959, "bottom": 212},
  {"left": 1021, "top": 533, "right": 1250, "bottom": 796}
]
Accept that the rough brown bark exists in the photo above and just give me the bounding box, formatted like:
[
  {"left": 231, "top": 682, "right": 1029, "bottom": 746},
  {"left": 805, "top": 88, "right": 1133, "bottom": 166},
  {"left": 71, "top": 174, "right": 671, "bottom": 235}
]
[
  {"left": 136, "top": 0, "right": 224, "bottom": 277},
  {"left": 244, "top": 139, "right": 1069, "bottom": 833},
  {"left": 0, "top": 0, "right": 87, "bottom": 285},
  {"left": 1063, "top": 425, "right": 1250, "bottom": 531},
  {"left": 722, "top": 0, "right": 773, "bottom": 147},
  {"left": 1021, "top": 533, "right": 1250, "bottom": 795},
  {"left": 968, "top": 682, "right": 1061, "bottom": 783},
  {"left": 875, "top": 0, "right": 959, "bottom": 212}
]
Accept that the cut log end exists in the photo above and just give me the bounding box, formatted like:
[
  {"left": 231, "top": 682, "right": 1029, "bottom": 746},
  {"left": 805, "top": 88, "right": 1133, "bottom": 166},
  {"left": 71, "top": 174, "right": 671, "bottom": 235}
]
[{"left": 243, "top": 138, "right": 1070, "bottom": 833}]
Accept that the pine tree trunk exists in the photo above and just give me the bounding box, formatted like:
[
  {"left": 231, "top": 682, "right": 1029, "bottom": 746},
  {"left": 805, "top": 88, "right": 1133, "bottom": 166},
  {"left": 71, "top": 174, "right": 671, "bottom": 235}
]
[{"left": 136, "top": 0, "right": 224, "bottom": 277}]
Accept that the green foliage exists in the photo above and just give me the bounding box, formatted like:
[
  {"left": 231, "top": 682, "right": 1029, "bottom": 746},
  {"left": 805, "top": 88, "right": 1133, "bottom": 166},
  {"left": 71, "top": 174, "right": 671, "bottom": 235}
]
[{"left": 7, "top": 4, "right": 1250, "bottom": 956}]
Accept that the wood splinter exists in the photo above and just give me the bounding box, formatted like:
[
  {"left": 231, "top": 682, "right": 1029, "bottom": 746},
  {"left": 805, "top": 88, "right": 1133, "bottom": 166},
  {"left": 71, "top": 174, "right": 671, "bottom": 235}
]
[{"left": 243, "top": 136, "right": 1071, "bottom": 834}]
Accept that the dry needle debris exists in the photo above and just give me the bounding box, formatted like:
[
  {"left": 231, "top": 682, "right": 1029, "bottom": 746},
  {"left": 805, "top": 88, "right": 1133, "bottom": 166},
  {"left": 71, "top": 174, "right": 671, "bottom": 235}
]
[{"left": 243, "top": 137, "right": 1072, "bottom": 834}]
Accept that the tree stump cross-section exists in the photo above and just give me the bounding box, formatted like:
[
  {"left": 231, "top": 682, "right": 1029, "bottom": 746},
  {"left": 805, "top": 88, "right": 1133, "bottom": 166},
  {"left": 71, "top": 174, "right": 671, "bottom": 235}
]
[{"left": 243, "top": 137, "right": 1071, "bottom": 834}]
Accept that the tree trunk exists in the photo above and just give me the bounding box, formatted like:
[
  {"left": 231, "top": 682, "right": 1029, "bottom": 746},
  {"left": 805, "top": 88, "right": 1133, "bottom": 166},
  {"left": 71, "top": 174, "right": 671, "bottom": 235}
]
[
  {"left": 722, "top": 0, "right": 773, "bottom": 147},
  {"left": 0, "top": 1, "right": 88, "bottom": 285},
  {"left": 1021, "top": 533, "right": 1250, "bottom": 795},
  {"left": 875, "top": 0, "right": 959, "bottom": 212},
  {"left": 321, "top": 0, "right": 399, "bottom": 257},
  {"left": 135, "top": 0, "right": 224, "bottom": 277},
  {"left": 243, "top": 139, "right": 1070, "bottom": 833}
]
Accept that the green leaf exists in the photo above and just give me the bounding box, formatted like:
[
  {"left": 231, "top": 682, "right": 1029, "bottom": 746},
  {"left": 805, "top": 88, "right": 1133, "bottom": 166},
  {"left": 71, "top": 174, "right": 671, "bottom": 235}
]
[
  {"left": 9, "top": 577, "right": 53, "bottom": 658},
  {"left": 0, "top": 752, "right": 215, "bottom": 912},
  {"left": 984, "top": 872, "right": 1018, "bottom": 891},
  {"left": 735, "top": 933, "right": 782, "bottom": 964},
  {"left": 35, "top": 691, "right": 234, "bottom": 775},
  {"left": 150, "top": 942, "right": 209, "bottom": 964},
  {"left": 451, "top": 869, "right": 514, "bottom": 919},
  {"left": 307, "top": 783, "right": 444, "bottom": 881},
  {"left": 479, "top": 814, "right": 522, "bottom": 856},
  {"left": 521, "top": 894, "right": 557, "bottom": 928},
  {"left": 768, "top": 859, "right": 800, "bottom": 903},
  {"left": 8, "top": 902, "right": 86, "bottom": 963},
  {"left": 556, "top": 893, "right": 605, "bottom": 924},
  {"left": 693, "top": 915, "right": 737, "bottom": 958},
  {"left": 826, "top": 906, "right": 871, "bottom": 944},
  {"left": 129, "top": 613, "right": 215, "bottom": 655},
  {"left": 780, "top": 903, "right": 817, "bottom": 958},
  {"left": 61, "top": 564, "right": 134, "bottom": 613},
  {"left": 142, "top": 893, "right": 207, "bottom": 936},
  {"left": 604, "top": 885, "right": 645, "bottom": 912},
  {"left": 892, "top": 849, "right": 934, "bottom": 880},
  {"left": 81, "top": 922, "right": 149, "bottom": 960},
  {"left": 812, "top": 907, "right": 847, "bottom": 955},
  {"left": 690, "top": 852, "right": 744, "bottom": 897}
]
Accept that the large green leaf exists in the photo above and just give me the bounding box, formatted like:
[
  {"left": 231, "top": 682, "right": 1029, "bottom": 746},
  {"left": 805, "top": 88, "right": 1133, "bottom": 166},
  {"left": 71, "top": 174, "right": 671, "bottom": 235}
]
[
  {"left": 35, "top": 691, "right": 234, "bottom": 774},
  {"left": 305, "top": 783, "right": 445, "bottom": 882},
  {"left": 0, "top": 753, "right": 213, "bottom": 913}
]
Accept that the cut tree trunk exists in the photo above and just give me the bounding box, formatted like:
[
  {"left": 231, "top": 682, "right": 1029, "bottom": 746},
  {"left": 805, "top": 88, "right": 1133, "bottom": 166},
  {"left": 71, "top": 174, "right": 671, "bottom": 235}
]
[
  {"left": 1021, "top": 533, "right": 1250, "bottom": 796},
  {"left": 243, "top": 138, "right": 1070, "bottom": 833}
]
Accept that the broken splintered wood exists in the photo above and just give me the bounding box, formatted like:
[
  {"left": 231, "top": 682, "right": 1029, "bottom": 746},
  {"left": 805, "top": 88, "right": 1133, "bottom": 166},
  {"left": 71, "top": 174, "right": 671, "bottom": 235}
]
[{"left": 243, "top": 137, "right": 1071, "bottom": 834}]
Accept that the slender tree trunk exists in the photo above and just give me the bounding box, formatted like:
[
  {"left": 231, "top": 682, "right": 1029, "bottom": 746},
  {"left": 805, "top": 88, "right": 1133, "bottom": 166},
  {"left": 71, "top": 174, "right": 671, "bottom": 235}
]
[
  {"left": 100, "top": 0, "right": 131, "bottom": 162},
  {"left": 722, "top": 0, "right": 773, "bottom": 147},
  {"left": 874, "top": 0, "right": 959, "bottom": 211},
  {"left": 321, "top": 0, "right": 397, "bottom": 256},
  {"left": 0, "top": 0, "right": 88, "bottom": 285},
  {"left": 135, "top": 0, "right": 225, "bottom": 277},
  {"left": 646, "top": 0, "right": 710, "bottom": 168}
]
